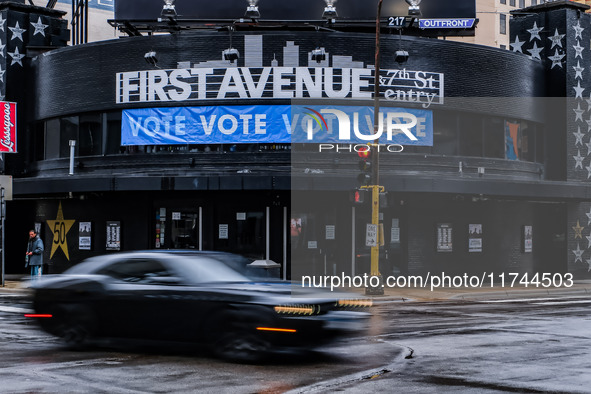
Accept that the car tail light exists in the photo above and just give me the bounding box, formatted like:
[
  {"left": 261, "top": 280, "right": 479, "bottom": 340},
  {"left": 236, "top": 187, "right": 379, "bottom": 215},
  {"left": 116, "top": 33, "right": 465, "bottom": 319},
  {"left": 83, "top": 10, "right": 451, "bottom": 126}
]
[{"left": 256, "top": 327, "right": 297, "bottom": 333}]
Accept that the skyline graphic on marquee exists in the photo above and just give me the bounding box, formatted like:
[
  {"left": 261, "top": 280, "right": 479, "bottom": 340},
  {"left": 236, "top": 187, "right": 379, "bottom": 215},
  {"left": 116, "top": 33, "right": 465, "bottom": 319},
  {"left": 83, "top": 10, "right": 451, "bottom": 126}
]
[{"left": 189, "top": 35, "right": 366, "bottom": 70}]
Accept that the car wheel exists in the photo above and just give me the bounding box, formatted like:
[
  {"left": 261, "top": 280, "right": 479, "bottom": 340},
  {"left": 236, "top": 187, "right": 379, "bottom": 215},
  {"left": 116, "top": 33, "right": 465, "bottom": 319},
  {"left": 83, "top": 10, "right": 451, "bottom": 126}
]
[
  {"left": 56, "top": 306, "right": 95, "bottom": 349},
  {"left": 215, "top": 331, "right": 270, "bottom": 363}
]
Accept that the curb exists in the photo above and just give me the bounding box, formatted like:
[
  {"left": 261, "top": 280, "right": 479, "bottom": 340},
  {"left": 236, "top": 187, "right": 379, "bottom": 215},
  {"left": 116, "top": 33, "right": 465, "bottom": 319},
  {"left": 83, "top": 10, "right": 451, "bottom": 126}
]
[{"left": 346, "top": 283, "right": 591, "bottom": 302}]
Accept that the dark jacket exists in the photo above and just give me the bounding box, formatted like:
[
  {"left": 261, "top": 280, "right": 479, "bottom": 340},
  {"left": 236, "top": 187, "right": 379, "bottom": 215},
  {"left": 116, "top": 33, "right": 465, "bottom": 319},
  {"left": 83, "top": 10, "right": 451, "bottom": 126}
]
[{"left": 26, "top": 236, "right": 44, "bottom": 267}]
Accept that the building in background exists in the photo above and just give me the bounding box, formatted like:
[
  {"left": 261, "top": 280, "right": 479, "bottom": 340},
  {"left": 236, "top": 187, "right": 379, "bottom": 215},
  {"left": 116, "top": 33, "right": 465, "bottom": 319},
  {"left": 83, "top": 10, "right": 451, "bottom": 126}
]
[
  {"left": 452, "top": 0, "right": 591, "bottom": 49},
  {"left": 0, "top": 0, "right": 590, "bottom": 282},
  {"left": 53, "top": 0, "right": 115, "bottom": 42}
]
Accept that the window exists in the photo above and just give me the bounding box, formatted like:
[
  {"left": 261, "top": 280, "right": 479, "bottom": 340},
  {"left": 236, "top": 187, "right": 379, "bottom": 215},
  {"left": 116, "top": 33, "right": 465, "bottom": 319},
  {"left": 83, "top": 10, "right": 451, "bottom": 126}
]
[
  {"left": 510, "top": 0, "right": 515, "bottom": 6},
  {"left": 106, "top": 112, "right": 122, "bottom": 155},
  {"left": 459, "top": 114, "right": 483, "bottom": 157},
  {"left": 433, "top": 111, "right": 458, "bottom": 156},
  {"left": 32, "top": 122, "right": 45, "bottom": 161},
  {"left": 501, "top": 0, "right": 506, "bottom": 4},
  {"left": 500, "top": 44, "right": 507, "bottom": 50},
  {"left": 535, "top": 126, "right": 544, "bottom": 164},
  {"left": 519, "top": 0, "right": 525, "bottom": 8},
  {"left": 79, "top": 114, "right": 102, "bottom": 156},
  {"left": 520, "top": 121, "right": 535, "bottom": 162},
  {"left": 45, "top": 119, "right": 60, "bottom": 160},
  {"left": 484, "top": 117, "right": 505, "bottom": 159},
  {"left": 60, "top": 117, "right": 78, "bottom": 158},
  {"left": 500, "top": 14, "right": 507, "bottom": 35},
  {"left": 97, "top": 259, "right": 173, "bottom": 283},
  {"left": 531, "top": 0, "right": 537, "bottom": 5}
]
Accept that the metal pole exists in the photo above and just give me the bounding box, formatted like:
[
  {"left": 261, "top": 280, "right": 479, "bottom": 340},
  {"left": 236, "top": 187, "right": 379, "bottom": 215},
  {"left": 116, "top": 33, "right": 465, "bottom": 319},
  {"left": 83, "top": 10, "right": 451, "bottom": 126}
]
[
  {"left": 265, "top": 206, "right": 270, "bottom": 260},
  {"left": 199, "top": 206, "right": 203, "bottom": 251},
  {"left": 351, "top": 206, "right": 356, "bottom": 277},
  {"left": 283, "top": 206, "right": 287, "bottom": 281},
  {"left": 368, "top": 0, "right": 384, "bottom": 295},
  {"left": 69, "top": 140, "right": 76, "bottom": 175},
  {"left": 84, "top": 0, "right": 89, "bottom": 44}
]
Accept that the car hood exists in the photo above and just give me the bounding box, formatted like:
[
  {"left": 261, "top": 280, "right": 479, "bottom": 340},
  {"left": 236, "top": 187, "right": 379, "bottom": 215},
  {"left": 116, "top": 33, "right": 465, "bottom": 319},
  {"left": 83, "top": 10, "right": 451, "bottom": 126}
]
[{"left": 210, "top": 280, "right": 365, "bottom": 303}]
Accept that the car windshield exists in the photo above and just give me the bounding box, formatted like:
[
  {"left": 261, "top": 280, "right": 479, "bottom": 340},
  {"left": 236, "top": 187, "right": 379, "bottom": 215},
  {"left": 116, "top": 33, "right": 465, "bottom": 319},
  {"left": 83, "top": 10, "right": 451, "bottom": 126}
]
[{"left": 171, "top": 255, "right": 250, "bottom": 283}]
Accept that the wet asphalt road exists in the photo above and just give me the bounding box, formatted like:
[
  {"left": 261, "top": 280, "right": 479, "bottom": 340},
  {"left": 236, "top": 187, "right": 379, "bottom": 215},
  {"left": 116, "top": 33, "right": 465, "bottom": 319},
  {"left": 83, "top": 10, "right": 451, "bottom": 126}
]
[{"left": 1, "top": 292, "right": 590, "bottom": 393}]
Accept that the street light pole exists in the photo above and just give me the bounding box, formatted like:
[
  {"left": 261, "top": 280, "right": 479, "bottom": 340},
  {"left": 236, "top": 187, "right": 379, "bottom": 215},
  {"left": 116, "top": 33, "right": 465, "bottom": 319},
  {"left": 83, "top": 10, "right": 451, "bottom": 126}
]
[{"left": 367, "top": 0, "right": 384, "bottom": 295}]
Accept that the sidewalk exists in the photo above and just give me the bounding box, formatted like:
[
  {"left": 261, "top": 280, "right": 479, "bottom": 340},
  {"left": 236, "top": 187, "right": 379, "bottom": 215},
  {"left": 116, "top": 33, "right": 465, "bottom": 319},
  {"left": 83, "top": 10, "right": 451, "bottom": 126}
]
[
  {"left": 0, "top": 275, "right": 30, "bottom": 293},
  {"left": 348, "top": 279, "right": 591, "bottom": 302}
]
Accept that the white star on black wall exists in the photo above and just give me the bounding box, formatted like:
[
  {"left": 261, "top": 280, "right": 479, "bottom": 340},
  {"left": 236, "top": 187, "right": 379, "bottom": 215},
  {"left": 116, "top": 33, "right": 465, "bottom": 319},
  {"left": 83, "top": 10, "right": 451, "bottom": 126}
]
[
  {"left": 573, "top": 61, "right": 585, "bottom": 80},
  {"left": 510, "top": 36, "right": 525, "bottom": 53},
  {"left": 574, "top": 81, "right": 585, "bottom": 99},
  {"left": 574, "top": 103, "right": 585, "bottom": 121},
  {"left": 527, "top": 21, "right": 544, "bottom": 41},
  {"left": 574, "top": 128, "right": 585, "bottom": 146},
  {"left": 8, "top": 21, "right": 26, "bottom": 42},
  {"left": 574, "top": 150, "right": 585, "bottom": 169},
  {"left": 573, "top": 41, "right": 584, "bottom": 59},
  {"left": 573, "top": 21, "right": 584, "bottom": 40},
  {"left": 7, "top": 46, "right": 24, "bottom": 66},
  {"left": 30, "top": 17, "right": 48, "bottom": 37},
  {"left": 548, "top": 29, "right": 565, "bottom": 49},
  {"left": 527, "top": 42, "right": 543, "bottom": 60},
  {"left": 548, "top": 49, "right": 565, "bottom": 69}
]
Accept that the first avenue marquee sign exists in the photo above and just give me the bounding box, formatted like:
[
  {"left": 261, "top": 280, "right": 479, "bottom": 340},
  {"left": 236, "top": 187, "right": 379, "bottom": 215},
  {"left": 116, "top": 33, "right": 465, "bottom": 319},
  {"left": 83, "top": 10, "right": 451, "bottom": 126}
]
[{"left": 116, "top": 66, "right": 444, "bottom": 108}]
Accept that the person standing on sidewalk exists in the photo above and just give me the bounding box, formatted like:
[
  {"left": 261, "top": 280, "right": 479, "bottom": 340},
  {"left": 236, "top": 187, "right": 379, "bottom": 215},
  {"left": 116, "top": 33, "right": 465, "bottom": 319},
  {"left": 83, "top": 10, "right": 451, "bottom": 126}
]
[{"left": 25, "top": 230, "right": 44, "bottom": 280}]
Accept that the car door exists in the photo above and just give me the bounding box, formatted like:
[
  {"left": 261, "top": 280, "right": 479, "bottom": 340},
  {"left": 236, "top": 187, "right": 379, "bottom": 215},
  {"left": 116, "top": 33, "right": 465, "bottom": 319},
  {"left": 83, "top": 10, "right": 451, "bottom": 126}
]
[{"left": 96, "top": 257, "right": 189, "bottom": 340}]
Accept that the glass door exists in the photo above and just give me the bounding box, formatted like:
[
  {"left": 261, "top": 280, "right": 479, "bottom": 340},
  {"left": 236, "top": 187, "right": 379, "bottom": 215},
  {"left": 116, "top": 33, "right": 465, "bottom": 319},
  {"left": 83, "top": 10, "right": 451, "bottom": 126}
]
[{"left": 171, "top": 212, "right": 199, "bottom": 249}]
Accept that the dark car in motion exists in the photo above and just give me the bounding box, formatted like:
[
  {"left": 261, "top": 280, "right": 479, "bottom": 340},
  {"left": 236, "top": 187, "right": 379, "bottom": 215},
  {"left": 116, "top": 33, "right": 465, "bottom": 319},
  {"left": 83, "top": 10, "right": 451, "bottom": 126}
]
[{"left": 28, "top": 251, "right": 371, "bottom": 361}]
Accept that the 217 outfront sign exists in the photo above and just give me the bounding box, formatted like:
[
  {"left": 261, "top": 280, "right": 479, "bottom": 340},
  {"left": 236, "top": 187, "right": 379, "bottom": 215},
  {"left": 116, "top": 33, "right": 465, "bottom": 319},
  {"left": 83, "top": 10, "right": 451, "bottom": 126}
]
[{"left": 0, "top": 101, "right": 17, "bottom": 153}]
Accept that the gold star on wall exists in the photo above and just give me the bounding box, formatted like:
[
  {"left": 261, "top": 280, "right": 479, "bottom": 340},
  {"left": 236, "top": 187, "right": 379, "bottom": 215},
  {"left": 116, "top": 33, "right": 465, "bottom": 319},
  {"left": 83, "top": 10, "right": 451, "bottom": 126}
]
[
  {"left": 573, "top": 220, "right": 584, "bottom": 239},
  {"left": 46, "top": 202, "right": 76, "bottom": 260}
]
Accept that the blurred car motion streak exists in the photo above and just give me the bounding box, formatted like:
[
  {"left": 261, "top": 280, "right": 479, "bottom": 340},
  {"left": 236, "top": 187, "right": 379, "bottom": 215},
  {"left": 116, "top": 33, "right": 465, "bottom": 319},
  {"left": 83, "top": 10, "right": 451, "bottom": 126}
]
[{"left": 26, "top": 251, "right": 371, "bottom": 362}]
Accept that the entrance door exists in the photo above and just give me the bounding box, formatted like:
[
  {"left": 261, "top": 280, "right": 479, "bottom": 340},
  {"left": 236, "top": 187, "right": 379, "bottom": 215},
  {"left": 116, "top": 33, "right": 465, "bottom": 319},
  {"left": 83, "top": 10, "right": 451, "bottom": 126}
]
[
  {"left": 171, "top": 212, "right": 199, "bottom": 249},
  {"left": 214, "top": 209, "right": 265, "bottom": 259}
]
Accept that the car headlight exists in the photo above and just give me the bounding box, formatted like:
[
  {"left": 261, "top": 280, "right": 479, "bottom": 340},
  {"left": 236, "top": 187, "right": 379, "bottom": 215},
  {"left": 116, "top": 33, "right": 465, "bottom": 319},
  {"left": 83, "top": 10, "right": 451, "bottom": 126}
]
[
  {"left": 336, "top": 299, "right": 373, "bottom": 308},
  {"left": 274, "top": 305, "right": 318, "bottom": 315}
]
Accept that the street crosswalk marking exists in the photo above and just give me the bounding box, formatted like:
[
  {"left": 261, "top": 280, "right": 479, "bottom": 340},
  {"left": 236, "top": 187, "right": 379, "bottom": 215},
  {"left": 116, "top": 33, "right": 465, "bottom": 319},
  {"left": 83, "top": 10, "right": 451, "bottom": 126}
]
[{"left": 0, "top": 305, "right": 32, "bottom": 314}]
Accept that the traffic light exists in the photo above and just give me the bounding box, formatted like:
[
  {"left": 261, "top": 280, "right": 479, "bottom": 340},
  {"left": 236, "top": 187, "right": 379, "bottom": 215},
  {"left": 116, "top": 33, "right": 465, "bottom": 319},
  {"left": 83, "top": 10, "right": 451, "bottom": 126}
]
[
  {"left": 357, "top": 148, "right": 372, "bottom": 186},
  {"left": 350, "top": 189, "right": 367, "bottom": 204}
]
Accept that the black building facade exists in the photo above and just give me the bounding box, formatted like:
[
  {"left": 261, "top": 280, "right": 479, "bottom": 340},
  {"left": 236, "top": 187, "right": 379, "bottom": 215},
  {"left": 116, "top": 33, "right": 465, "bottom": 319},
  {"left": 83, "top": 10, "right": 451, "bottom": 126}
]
[{"left": 2, "top": 1, "right": 591, "bottom": 281}]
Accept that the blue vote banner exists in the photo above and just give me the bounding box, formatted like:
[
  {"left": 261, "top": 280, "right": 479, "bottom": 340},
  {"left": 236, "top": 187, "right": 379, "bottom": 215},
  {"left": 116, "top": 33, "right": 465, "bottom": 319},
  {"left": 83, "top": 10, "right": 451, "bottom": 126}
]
[
  {"left": 121, "top": 105, "right": 433, "bottom": 146},
  {"left": 121, "top": 105, "right": 292, "bottom": 146}
]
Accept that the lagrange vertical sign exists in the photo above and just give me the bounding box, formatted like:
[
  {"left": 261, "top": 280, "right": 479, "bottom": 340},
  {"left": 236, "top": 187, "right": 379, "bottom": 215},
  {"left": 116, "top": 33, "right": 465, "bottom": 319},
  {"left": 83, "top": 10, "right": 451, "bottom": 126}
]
[{"left": 0, "top": 102, "right": 17, "bottom": 153}]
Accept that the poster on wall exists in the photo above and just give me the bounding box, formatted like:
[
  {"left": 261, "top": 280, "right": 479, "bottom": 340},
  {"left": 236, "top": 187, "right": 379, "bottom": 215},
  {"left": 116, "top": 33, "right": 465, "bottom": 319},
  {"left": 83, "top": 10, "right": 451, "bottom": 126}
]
[
  {"left": 106, "top": 221, "right": 121, "bottom": 250},
  {"left": 437, "top": 223, "right": 453, "bottom": 252},
  {"left": 391, "top": 218, "right": 400, "bottom": 244},
  {"left": 505, "top": 121, "right": 521, "bottom": 160},
  {"left": 524, "top": 225, "right": 533, "bottom": 253},
  {"left": 79, "top": 222, "right": 92, "bottom": 251},
  {"left": 468, "top": 224, "right": 482, "bottom": 253},
  {"left": 325, "top": 225, "right": 335, "bottom": 240},
  {"left": 219, "top": 224, "right": 229, "bottom": 239}
]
